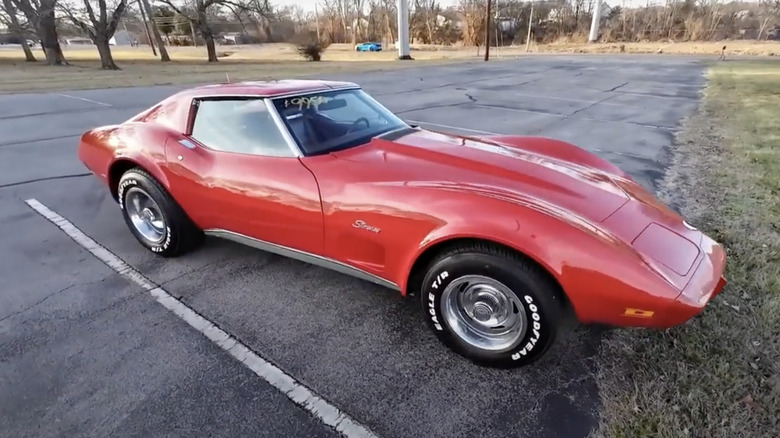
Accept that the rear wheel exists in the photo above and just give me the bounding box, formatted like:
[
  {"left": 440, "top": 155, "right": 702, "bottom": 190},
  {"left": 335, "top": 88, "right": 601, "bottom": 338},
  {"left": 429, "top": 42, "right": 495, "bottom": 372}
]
[
  {"left": 419, "top": 243, "right": 564, "bottom": 368},
  {"left": 117, "top": 167, "right": 203, "bottom": 257}
]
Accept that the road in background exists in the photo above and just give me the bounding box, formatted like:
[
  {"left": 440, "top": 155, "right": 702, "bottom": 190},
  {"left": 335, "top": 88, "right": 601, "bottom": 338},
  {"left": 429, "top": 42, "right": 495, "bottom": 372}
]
[{"left": 0, "top": 55, "right": 705, "bottom": 438}]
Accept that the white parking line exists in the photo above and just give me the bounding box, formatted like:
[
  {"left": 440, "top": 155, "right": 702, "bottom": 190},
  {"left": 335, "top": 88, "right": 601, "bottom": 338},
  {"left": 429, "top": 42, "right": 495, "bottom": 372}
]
[
  {"left": 57, "top": 93, "right": 113, "bottom": 107},
  {"left": 23, "top": 198, "right": 379, "bottom": 438}
]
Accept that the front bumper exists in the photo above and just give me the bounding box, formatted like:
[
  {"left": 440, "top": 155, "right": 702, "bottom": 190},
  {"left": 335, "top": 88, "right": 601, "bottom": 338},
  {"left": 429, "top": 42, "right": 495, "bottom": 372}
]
[{"left": 657, "top": 233, "right": 727, "bottom": 327}]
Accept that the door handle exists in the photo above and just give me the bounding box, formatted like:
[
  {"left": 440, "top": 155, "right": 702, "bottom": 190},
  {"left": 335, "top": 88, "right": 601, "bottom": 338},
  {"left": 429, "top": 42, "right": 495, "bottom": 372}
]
[{"left": 178, "top": 139, "right": 196, "bottom": 149}]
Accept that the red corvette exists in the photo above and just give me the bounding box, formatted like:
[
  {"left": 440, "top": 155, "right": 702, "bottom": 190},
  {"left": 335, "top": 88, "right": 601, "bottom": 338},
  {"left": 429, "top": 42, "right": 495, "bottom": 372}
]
[{"left": 77, "top": 79, "right": 726, "bottom": 368}]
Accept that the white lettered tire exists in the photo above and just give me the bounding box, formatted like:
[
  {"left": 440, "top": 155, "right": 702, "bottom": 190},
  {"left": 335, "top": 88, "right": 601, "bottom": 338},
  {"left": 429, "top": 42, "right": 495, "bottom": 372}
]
[
  {"left": 419, "top": 242, "right": 565, "bottom": 368},
  {"left": 117, "top": 167, "right": 203, "bottom": 257}
]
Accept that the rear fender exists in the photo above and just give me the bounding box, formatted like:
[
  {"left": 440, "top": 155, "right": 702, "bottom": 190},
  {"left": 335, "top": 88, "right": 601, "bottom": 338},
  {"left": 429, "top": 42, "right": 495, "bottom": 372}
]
[
  {"left": 106, "top": 123, "right": 173, "bottom": 201},
  {"left": 77, "top": 125, "right": 120, "bottom": 183}
]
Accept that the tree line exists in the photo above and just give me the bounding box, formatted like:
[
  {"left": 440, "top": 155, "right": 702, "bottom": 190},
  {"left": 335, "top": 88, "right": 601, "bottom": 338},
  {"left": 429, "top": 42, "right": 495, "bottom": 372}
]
[{"left": 1, "top": 0, "right": 779, "bottom": 70}]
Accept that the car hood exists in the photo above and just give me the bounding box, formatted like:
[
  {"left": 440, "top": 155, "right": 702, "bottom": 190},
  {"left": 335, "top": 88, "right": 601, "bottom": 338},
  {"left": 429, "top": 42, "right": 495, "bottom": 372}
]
[{"left": 334, "top": 129, "right": 630, "bottom": 223}]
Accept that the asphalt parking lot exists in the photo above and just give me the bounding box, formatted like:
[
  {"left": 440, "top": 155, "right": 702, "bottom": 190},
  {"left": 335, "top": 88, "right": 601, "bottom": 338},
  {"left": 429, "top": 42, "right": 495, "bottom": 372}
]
[{"left": 0, "top": 55, "right": 706, "bottom": 438}]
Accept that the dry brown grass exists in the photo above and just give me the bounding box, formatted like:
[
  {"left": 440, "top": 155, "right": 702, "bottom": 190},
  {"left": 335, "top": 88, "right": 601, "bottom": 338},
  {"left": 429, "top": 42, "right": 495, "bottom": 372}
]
[
  {"left": 591, "top": 60, "right": 780, "bottom": 438},
  {"left": 0, "top": 43, "right": 471, "bottom": 93},
  {"left": 2, "top": 40, "right": 777, "bottom": 93},
  {"left": 528, "top": 40, "right": 780, "bottom": 56}
]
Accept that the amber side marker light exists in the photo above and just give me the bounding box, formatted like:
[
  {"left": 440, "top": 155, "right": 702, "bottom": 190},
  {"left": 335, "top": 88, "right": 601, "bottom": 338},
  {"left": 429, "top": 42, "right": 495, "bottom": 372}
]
[{"left": 623, "top": 308, "right": 655, "bottom": 318}]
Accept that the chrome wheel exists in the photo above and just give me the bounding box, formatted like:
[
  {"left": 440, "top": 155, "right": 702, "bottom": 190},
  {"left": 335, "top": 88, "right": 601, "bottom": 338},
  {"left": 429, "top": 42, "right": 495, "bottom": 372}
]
[
  {"left": 125, "top": 187, "right": 166, "bottom": 244},
  {"left": 441, "top": 275, "right": 527, "bottom": 352}
]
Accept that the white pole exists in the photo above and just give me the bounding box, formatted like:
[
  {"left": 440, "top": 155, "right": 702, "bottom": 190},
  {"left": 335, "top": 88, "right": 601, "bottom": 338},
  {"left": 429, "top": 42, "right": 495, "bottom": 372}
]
[
  {"left": 397, "top": 0, "right": 412, "bottom": 59},
  {"left": 526, "top": 2, "right": 533, "bottom": 52},
  {"left": 588, "top": 0, "right": 602, "bottom": 42},
  {"left": 315, "top": 3, "right": 321, "bottom": 41}
]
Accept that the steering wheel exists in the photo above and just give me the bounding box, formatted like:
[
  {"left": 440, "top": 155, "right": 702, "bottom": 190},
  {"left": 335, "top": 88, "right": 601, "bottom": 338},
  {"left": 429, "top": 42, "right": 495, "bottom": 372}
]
[{"left": 346, "top": 117, "right": 370, "bottom": 135}]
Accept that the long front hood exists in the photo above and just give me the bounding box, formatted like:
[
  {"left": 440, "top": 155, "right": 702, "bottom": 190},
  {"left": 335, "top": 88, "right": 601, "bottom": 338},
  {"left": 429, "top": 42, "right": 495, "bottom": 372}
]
[{"left": 360, "top": 129, "right": 630, "bottom": 223}]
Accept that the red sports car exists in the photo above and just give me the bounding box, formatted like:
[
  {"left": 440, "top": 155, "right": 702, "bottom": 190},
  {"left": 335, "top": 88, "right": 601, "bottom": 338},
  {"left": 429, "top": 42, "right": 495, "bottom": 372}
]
[{"left": 77, "top": 79, "right": 726, "bottom": 368}]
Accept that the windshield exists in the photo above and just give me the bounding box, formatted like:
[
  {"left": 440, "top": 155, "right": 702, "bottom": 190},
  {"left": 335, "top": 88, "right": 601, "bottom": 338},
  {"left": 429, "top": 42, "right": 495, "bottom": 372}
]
[{"left": 271, "top": 88, "right": 408, "bottom": 156}]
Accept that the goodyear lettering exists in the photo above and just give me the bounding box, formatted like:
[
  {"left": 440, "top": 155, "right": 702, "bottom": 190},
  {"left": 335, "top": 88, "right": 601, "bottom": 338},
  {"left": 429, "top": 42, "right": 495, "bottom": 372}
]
[
  {"left": 117, "top": 179, "right": 137, "bottom": 210},
  {"left": 511, "top": 294, "right": 542, "bottom": 361}
]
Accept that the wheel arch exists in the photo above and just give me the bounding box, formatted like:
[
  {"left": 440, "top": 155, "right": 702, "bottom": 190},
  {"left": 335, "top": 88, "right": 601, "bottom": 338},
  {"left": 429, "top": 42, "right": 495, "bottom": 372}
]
[
  {"left": 404, "top": 236, "right": 571, "bottom": 311},
  {"left": 108, "top": 159, "right": 140, "bottom": 201},
  {"left": 108, "top": 157, "right": 169, "bottom": 202}
]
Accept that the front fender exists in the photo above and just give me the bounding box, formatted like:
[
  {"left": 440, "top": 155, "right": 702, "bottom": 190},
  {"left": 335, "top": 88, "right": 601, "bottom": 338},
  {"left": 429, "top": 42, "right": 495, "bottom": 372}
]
[
  {"left": 479, "top": 135, "right": 630, "bottom": 179},
  {"left": 399, "top": 186, "right": 676, "bottom": 325}
]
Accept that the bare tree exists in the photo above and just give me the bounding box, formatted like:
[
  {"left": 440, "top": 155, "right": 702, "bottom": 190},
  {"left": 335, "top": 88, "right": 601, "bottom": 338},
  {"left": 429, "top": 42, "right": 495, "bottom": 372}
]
[
  {"left": 158, "top": 0, "right": 224, "bottom": 62},
  {"left": 757, "top": 0, "right": 780, "bottom": 40},
  {"left": 12, "top": 0, "right": 67, "bottom": 65},
  {"left": 0, "top": 0, "right": 36, "bottom": 61},
  {"left": 222, "top": 0, "right": 274, "bottom": 42},
  {"left": 459, "top": 0, "right": 486, "bottom": 47},
  {"left": 59, "top": 0, "right": 128, "bottom": 69},
  {"left": 140, "top": 0, "right": 171, "bottom": 61},
  {"left": 350, "top": 0, "right": 365, "bottom": 44}
]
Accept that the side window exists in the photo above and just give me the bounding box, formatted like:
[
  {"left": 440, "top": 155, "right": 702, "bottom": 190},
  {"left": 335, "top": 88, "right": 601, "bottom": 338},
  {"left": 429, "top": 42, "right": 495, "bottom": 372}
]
[{"left": 190, "top": 98, "right": 292, "bottom": 157}]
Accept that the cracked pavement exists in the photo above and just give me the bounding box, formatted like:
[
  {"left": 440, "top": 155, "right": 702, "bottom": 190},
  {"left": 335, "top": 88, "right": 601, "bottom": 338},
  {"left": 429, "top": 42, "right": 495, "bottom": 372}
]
[{"left": 0, "top": 55, "right": 706, "bottom": 438}]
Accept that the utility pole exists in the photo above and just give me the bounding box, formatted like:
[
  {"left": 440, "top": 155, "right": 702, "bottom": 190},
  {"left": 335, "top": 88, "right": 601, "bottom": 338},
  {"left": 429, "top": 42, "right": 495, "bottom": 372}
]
[
  {"left": 190, "top": 20, "right": 197, "bottom": 47},
  {"left": 136, "top": 0, "right": 157, "bottom": 56},
  {"left": 588, "top": 0, "right": 603, "bottom": 42},
  {"left": 484, "top": 0, "right": 491, "bottom": 61},
  {"left": 525, "top": 1, "right": 533, "bottom": 52},
  {"left": 138, "top": 0, "right": 170, "bottom": 61},
  {"left": 315, "top": 3, "right": 321, "bottom": 41},
  {"left": 397, "top": 0, "right": 412, "bottom": 59}
]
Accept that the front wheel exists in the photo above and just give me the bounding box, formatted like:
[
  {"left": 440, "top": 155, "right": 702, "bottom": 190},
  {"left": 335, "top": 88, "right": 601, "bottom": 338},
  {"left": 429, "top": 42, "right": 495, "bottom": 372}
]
[{"left": 419, "top": 243, "right": 565, "bottom": 368}]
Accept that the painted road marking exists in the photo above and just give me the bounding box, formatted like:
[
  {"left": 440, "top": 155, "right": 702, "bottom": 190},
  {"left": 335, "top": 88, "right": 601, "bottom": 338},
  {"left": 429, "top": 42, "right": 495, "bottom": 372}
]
[
  {"left": 57, "top": 93, "right": 113, "bottom": 107},
  {"left": 24, "top": 198, "right": 379, "bottom": 438}
]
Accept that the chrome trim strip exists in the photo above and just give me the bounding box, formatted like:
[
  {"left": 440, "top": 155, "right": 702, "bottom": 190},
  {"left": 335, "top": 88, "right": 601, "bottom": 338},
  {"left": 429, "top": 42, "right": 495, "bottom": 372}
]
[
  {"left": 264, "top": 97, "right": 304, "bottom": 158},
  {"left": 375, "top": 126, "right": 416, "bottom": 140},
  {"left": 204, "top": 229, "right": 400, "bottom": 291},
  {"left": 187, "top": 93, "right": 274, "bottom": 100},
  {"left": 184, "top": 85, "right": 360, "bottom": 102},
  {"left": 268, "top": 85, "right": 361, "bottom": 100}
]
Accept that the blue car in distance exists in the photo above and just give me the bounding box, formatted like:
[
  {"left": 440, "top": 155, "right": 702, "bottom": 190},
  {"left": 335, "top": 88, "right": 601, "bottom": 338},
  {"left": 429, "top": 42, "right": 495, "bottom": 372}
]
[{"left": 355, "top": 42, "right": 382, "bottom": 52}]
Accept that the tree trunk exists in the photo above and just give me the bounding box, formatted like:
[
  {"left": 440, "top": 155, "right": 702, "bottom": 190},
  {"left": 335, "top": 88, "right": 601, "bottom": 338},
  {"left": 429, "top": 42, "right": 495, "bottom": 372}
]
[
  {"left": 95, "top": 35, "right": 119, "bottom": 69},
  {"left": 38, "top": 9, "right": 68, "bottom": 65},
  {"left": 204, "top": 30, "right": 218, "bottom": 62},
  {"left": 2, "top": 0, "right": 36, "bottom": 61},
  {"left": 197, "top": 17, "right": 218, "bottom": 62},
  {"left": 20, "top": 38, "right": 36, "bottom": 62},
  {"left": 37, "top": 4, "right": 67, "bottom": 65},
  {"left": 139, "top": 0, "right": 170, "bottom": 61}
]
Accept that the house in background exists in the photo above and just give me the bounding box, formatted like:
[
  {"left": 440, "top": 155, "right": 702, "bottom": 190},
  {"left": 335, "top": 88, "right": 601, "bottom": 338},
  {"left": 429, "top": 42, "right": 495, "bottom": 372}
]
[
  {"left": 110, "top": 30, "right": 138, "bottom": 46},
  {"left": 65, "top": 37, "right": 93, "bottom": 45}
]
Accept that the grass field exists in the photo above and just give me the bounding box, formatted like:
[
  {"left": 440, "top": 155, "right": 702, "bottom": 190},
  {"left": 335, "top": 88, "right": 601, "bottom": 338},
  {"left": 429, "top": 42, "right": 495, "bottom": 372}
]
[
  {"left": 1, "top": 40, "right": 779, "bottom": 93},
  {"left": 0, "top": 43, "right": 473, "bottom": 93},
  {"left": 529, "top": 39, "right": 780, "bottom": 56},
  {"left": 591, "top": 60, "right": 780, "bottom": 438}
]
